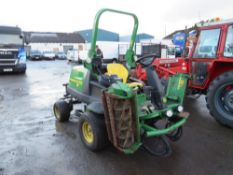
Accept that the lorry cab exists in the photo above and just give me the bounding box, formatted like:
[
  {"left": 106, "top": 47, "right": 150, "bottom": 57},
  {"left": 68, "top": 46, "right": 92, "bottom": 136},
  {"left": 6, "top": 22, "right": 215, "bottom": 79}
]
[{"left": 0, "top": 26, "right": 27, "bottom": 74}]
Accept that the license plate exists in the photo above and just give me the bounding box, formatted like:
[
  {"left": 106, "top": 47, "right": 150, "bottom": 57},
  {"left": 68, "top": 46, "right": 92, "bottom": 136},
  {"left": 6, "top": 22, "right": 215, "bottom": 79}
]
[{"left": 3, "top": 68, "right": 13, "bottom": 72}]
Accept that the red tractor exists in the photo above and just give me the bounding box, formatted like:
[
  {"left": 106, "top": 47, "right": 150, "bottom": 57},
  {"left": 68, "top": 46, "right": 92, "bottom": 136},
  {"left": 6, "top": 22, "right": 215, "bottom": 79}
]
[{"left": 136, "top": 19, "right": 233, "bottom": 128}]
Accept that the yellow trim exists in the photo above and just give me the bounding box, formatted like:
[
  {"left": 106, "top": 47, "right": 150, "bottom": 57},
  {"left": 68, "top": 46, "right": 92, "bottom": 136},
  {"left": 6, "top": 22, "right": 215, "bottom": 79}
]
[
  {"left": 128, "top": 82, "right": 143, "bottom": 87},
  {"left": 82, "top": 121, "right": 94, "bottom": 144},
  {"left": 107, "top": 63, "right": 129, "bottom": 83},
  {"left": 178, "top": 78, "right": 185, "bottom": 90},
  {"left": 70, "top": 78, "right": 83, "bottom": 87},
  {"left": 107, "top": 63, "right": 143, "bottom": 87},
  {"left": 54, "top": 106, "right": 61, "bottom": 119}
]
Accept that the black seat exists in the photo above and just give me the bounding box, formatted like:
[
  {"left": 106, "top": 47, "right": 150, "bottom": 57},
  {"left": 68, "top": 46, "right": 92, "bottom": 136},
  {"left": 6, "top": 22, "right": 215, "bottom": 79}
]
[
  {"left": 99, "top": 74, "right": 123, "bottom": 87},
  {"left": 146, "top": 66, "right": 164, "bottom": 109}
]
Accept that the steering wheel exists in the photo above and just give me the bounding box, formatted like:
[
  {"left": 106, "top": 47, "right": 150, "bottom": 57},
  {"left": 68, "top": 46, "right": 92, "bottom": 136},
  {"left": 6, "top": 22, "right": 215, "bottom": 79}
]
[{"left": 136, "top": 54, "right": 157, "bottom": 67}]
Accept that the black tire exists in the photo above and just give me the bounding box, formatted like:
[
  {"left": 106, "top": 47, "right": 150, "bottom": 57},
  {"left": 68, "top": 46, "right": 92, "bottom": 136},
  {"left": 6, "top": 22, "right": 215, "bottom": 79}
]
[
  {"left": 206, "top": 71, "right": 233, "bottom": 128},
  {"left": 20, "top": 70, "right": 26, "bottom": 74},
  {"left": 142, "top": 136, "right": 172, "bottom": 157},
  {"left": 78, "top": 112, "right": 108, "bottom": 152},
  {"left": 53, "top": 100, "right": 72, "bottom": 122},
  {"left": 165, "top": 125, "right": 183, "bottom": 142}
]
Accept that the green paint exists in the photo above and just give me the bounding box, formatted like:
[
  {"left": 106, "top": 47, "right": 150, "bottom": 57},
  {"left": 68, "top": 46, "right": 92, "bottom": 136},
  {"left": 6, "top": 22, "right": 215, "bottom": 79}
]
[
  {"left": 166, "top": 73, "right": 189, "bottom": 104},
  {"left": 68, "top": 65, "right": 88, "bottom": 92},
  {"left": 108, "top": 82, "right": 134, "bottom": 98},
  {"left": 141, "top": 117, "right": 188, "bottom": 137},
  {"left": 66, "top": 8, "right": 190, "bottom": 155},
  {"left": 135, "top": 92, "right": 147, "bottom": 107},
  {"left": 85, "top": 8, "right": 138, "bottom": 70},
  {"left": 123, "top": 143, "right": 142, "bottom": 154},
  {"left": 125, "top": 49, "right": 136, "bottom": 68},
  {"left": 105, "top": 74, "right": 189, "bottom": 154},
  {"left": 132, "top": 94, "right": 142, "bottom": 149}
]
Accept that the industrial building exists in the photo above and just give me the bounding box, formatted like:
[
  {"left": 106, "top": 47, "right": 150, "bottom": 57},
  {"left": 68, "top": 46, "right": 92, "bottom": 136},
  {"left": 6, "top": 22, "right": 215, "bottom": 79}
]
[{"left": 24, "top": 32, "right": 85, "bottom": 55}]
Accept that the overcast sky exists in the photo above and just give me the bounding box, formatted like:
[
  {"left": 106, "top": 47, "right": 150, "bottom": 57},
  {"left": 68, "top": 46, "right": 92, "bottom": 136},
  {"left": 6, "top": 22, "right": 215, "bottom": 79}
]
[{"left": 0, "top": 0, "right": 232, "bottom": 39}]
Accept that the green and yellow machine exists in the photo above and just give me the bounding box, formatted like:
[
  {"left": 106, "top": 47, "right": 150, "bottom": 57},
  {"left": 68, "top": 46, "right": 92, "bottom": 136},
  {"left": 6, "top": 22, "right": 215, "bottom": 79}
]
[{"left": 53, "top": 8, "right": 189, "bottom": 156}]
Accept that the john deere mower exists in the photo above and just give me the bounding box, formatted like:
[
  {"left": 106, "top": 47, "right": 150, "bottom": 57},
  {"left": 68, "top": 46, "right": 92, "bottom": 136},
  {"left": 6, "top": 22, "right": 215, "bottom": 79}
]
[{"left": 53, "top": 9, "right": 189, "bottom": 156}]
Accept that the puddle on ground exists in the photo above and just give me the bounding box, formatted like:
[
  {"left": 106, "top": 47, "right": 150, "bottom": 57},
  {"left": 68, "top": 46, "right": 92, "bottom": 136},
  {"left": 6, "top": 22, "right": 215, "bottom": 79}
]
[
  {"left": 11, "top": 88, "right": 29, "bottom": 97},
  {"left": 0, "top": 89, "right": 4, "bottom": 102},
  {"left": 0, "top": 168, "right": 4, "bottom": 175},
  {"left": 55, "top": 121, "right": 78, "bottom": 140},
  {"left": 0, "top": 94, "right": 4, "bottom": 101}
]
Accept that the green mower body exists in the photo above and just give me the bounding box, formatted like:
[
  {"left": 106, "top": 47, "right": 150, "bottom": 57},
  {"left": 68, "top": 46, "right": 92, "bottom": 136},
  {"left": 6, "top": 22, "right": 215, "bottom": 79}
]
[{"left": 54, "top": 8, "right": 189, "bottom": 155}]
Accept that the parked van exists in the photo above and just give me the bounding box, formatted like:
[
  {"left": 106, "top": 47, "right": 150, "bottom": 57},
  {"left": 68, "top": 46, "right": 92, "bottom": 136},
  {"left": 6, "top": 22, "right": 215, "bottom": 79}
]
[{"left": 67, "top": 49, "right": 80, "bottom": 63}]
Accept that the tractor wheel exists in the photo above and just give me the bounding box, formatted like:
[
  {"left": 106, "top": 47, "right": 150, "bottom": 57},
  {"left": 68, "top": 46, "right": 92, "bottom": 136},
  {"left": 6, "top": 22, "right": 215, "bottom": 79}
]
[
  {"left": 53, "top": 100, "right": 72, "bottom": 122},
  {"left": 78, "top": 112, "right": 108, "bottom": 151},
  {"left": 206, "top": 71, "right": 233, "bottom": 128}
]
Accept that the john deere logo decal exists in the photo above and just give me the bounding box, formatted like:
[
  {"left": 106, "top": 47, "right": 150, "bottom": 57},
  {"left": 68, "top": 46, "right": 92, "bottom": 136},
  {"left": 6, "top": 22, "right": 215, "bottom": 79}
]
[
  {"left": 178, "top": 79, "right": 185, "bottom": 89},
  {"left": 70, "top": 77, "right": 83, "bottom": 87}
]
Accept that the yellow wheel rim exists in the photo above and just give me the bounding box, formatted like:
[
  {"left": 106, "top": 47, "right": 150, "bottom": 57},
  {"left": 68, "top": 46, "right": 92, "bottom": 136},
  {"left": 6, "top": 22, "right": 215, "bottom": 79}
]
[
  {"left": 82, "top": 121, "right": 94, "bottom": 144},
  {"left": 54, "top": 106, "right": 60, "bottom": 119}
]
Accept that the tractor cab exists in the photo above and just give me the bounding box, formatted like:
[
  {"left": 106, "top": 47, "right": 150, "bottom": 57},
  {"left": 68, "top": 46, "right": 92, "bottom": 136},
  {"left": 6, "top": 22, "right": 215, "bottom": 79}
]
[
  {"left": 186, "top": 19, "right": 233, "bottom": 89},
  {"left": 136, "top": 18, "right": 233, "bottom": 128},
  {"left": 187, "top": 25, "right": 221, "bottom": 87},
  {"left": 137, "top": 19, "right": 233, "bottom": 90}
]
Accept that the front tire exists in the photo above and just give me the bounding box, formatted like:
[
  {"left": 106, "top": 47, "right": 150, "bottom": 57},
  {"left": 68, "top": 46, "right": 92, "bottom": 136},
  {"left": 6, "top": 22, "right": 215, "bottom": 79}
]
[
  {"left": 20, "top": 70, "right": 26, "bottom": 74},
  {"left": 53, "top": 100, "right": 72, "bottom": 122},
  {"left": 206, "top": 71, "right": 233, "bottom": 128},
  {"left": 78, "top": 112, "right": 108, "bottom": 151}
]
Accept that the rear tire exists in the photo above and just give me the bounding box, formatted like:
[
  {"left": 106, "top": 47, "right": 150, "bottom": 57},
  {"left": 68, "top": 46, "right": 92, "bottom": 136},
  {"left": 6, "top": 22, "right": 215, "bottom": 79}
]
[
  {"left": 78, "top": 112, "right": 108, "bottom": 151},
  {"left": 206, "top": 71, "right": 233, "bottom": 128},
  {"left": 53, "top": 100, "right": 72, "bottom": 122}
]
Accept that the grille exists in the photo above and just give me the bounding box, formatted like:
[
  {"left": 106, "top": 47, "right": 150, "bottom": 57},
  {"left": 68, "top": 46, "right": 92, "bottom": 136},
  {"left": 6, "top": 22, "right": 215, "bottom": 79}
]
[
  {"left": 0, "top": 59, "right": 17, "bottom": 66},
  {"left": 0, "top": 51, "right": 17, "bottom": 59}
]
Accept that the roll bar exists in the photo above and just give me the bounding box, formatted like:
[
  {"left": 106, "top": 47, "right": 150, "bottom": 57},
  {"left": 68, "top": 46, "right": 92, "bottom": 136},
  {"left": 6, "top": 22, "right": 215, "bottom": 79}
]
[{"left": 86, "top": 8, "right": 139, "bottom": 69}]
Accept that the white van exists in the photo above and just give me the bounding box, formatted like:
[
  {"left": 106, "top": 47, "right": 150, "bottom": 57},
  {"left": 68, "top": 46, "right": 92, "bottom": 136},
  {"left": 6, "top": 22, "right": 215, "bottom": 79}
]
[
  {"left": 67, "top": 49, "right": 80, "bottom": 62},
  {"left": 161, "top": 45, "right": 176, "bottom": 58}
]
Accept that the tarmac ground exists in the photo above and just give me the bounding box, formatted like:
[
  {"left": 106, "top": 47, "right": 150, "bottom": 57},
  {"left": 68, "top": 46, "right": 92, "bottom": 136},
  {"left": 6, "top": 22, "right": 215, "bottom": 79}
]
[{"left": 0, "top": 60, "right": 232, "bottom": 175}]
